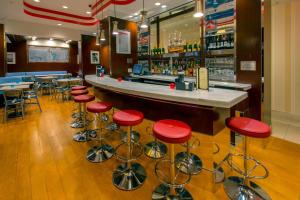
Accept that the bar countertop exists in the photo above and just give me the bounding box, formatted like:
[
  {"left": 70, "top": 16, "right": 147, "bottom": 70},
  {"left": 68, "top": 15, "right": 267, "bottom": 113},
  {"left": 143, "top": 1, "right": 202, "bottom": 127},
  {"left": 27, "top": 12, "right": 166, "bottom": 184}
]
[
  {"left": 130, "top": 74, "right": 252, "bottom": 91},
  {"left": 85, "top": 75, "right": 248, "bottom": 109}
]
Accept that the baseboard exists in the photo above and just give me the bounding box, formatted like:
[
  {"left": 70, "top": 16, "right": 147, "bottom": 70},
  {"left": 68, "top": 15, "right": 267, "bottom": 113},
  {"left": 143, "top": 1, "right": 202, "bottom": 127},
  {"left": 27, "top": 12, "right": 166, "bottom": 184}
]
[{"left": 272, "top": 110, "right": 300, "bottom": 127}]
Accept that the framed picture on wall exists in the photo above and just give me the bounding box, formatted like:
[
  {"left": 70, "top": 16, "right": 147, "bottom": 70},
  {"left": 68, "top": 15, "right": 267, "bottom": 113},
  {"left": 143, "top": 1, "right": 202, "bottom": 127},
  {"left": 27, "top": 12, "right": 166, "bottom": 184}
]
[
  {"left": 90, "top": 50, "right": 100, "bottom": 64},
  {"left": 116, "top": 30, "right": 131, "bottom": 54},
  {"left": 7, "top": 52, "right": 16, "bottom": 64}
]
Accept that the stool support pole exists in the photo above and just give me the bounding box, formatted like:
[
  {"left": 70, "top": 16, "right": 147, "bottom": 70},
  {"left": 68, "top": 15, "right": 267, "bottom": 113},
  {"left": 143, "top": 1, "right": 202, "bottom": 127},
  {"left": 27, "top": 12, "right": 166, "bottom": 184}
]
[
  {"left": 83, "top": 103, "right": 87, "bottom": 131},
  {"left": 78, "top": 103, "right": 82, "bottom": 119},
  {"left": 243, "top": 136, "right": 249, "bottom": 186},
  {"left": 127, "top": 126, "right": 132, "bottom": 168},
  {"left": 169, "top": 143, "right": 176, "bottom": 195}
]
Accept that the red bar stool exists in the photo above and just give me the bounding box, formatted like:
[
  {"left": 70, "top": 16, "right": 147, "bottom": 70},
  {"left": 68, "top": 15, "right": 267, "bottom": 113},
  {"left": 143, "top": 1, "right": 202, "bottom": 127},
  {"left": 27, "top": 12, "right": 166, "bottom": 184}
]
[
  {"left": 86, "top": 102, "right": 115, "bottom": 163},
  {"left": 152, "top": 119, "right": 193, "bottom": 200},
  {"left": 224, "top": 117, "right": 271, "bottom": 200},
  {"left": 72, "top": 86, "right": 87, "bottom": 91},
  {"left": 73, "top": 95, "right": 96, "bottom": 142},
  {"left": 70, "top": 89, "right": 89, "bottom": 128},
  {"left": 112, "top": 110, "right": 146, "bottom": 191}
]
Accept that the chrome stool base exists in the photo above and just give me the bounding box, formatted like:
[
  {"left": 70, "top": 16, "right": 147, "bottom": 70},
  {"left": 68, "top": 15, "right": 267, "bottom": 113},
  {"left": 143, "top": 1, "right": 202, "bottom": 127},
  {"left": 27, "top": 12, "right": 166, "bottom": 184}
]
[
  {"left": 121, "top": 130, "right": 140, "bottom": 143},
  {"left": 72, "top": 112, "right": 83, "bottom": 119},
  {"left": 70, "top": 120, "right": 84, "bottom": 128},
  {"left": 224, "top": 176, "right": 271, "bottom": 200},
  {"left": 106, "top": 122, "right": 120, "bottom": 132},
  {"left": 112, "top": 162, "right": 147, "bottom": 191},
  {"left": 152, "top": 184, "right": 193, "bottom": 200},
  {"left": 86, "top": 144, "right": 114, "bottom": 163},
  {"left": 144, "top": 141, "right": 167, "bottom": 159},
  {"left": 73, "top": 130, "right": 97, "bottom": 142},
  {"left": 214, "top": 162, "right": 225, "bottom": 183},
  {"left": 175, "top": 152, "right": 203, "bottom": 175}
]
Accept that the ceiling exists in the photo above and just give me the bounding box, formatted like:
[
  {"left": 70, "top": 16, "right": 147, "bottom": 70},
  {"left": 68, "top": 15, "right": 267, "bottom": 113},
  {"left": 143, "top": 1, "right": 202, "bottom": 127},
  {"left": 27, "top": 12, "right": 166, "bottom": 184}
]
[{"left": 0, "top": 0, "right": 193, "bottom": 32}]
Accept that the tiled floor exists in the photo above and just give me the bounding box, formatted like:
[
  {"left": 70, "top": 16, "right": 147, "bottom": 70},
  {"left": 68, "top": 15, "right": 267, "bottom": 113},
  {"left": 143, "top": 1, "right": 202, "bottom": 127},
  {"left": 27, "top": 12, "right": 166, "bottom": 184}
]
[{"left": 272, "top": 120, "right": 300, "bottom": 144}]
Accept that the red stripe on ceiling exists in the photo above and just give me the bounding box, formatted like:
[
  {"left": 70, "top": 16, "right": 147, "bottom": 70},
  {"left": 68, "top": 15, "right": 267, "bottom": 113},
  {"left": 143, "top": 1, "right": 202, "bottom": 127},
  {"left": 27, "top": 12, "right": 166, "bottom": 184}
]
[
  {"left": 23, "top": 1, "right": 95, "bottom": 21},
  {"left": 24, "top": 9, "right": 99, "bottom": 26},
  {"left": 92, "top": 1, "right": 111, "bottom": 17},
  {"left": 92, "top": 0, "right": 135, "bottom": 10},
  {"left": 91, "top": 0, "right": 135, "bottom": 17}
]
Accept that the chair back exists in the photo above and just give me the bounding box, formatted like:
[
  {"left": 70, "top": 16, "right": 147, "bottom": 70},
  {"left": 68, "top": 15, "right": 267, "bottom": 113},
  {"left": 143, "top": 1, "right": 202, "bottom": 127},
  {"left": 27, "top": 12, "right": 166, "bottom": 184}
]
[{"left": 3, "top": 89, "right": 23, "bottom": 102}]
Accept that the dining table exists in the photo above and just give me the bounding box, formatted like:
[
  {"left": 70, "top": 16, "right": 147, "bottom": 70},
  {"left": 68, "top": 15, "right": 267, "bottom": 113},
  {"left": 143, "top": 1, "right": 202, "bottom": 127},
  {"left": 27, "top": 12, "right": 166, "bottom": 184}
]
[
  {"left": 0, "top": 82, "right": 34, "bottom": 87},
  {"left": 0, "top": 85, "right": 30, "bottom": 91}
]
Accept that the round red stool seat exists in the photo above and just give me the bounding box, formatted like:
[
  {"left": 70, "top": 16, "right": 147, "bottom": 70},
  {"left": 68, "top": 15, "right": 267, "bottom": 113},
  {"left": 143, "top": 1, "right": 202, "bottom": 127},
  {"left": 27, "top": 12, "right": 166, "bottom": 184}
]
[
  {"left": 71, "top": 90, "right": 88, "bottom": 96},
  {"left": 72, "top": 86, "right": 87, "bottom": 91},
  {"left": 153, "top": 119, "right": 191, "bottom": 144},
  {"left": 226, "top": 117, "right": 271, "bottom": 138},
  {"left": 87, "top": 102, "right": 113, "bottom": 113},
  {"left": 74, "top": 95, "right": 95, "bottom": 103},
  {"left": 113, "top": 110, "right": 144, "bottom": 126}
]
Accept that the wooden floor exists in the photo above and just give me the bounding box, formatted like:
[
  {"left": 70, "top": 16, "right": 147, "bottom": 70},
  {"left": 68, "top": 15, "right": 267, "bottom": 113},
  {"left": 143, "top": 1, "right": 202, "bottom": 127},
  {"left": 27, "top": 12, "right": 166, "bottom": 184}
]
[{"left": 0, "top": 93, "right": 300, "bottom": 200}]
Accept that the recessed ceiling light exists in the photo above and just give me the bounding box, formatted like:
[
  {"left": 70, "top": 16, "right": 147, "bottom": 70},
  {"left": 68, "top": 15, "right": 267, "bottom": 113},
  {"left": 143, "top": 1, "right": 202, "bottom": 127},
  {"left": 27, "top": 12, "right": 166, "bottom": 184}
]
[
  {"left": 161, "top": 5, "right": 167, "bottom": 8},
  {"left": 62, "top": 5, "right": 68, "bottom": 9},
  {"left": 93, "top": 32, "right": 97, "bottom": 35},
  {"left": 33, "top": 0, "right": 40, "bottom": 2},
  {"left": 155, "top": 2, "right": 161, "bottom": 6},
  {"left": 86, "top": 11, "right": 91, "bottom": 14},
  {"left": 134, "top": 13, "right": 138, "bottom": 16},
  {"left": 49, "top": 38, "right": 53, "bottom": 41},
  {"left": 57, "top": 23, "right": 62, "bottom": 26},
  {"left": 32, "top": 36, "right": 37, "bottom": 41},
  {"left": 128, "top": 15, "right": 133, "bottom": 18}
]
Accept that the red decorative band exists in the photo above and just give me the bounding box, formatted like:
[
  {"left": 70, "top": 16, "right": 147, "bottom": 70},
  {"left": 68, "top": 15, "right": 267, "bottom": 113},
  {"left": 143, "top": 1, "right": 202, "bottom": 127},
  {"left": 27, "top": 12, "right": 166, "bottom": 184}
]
[
  {"left": 91, "top": 0, "right": 135, "bottom": 17},
  {"left": 23, "top": 0, "right": 99, "bottom": 26},
  {"left": 24, "top": 10, "right": 99, "bottom": 26}
]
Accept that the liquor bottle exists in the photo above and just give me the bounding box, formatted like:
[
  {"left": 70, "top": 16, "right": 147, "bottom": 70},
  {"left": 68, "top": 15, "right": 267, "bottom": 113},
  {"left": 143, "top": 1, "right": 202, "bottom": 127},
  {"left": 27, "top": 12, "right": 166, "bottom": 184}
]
[{"left": 193, "top": 41, "right": 198, "bottom": 52}]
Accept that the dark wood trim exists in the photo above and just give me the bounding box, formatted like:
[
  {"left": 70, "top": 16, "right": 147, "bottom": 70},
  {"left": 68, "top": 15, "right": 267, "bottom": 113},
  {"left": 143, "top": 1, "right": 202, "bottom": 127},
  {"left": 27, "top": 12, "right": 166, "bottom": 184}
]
[
  {"left": 0, "top": 24, "right": 6, "bottom": 77},
  {"left": 236, "top": 0, "right": 262, "bottom": 120}
]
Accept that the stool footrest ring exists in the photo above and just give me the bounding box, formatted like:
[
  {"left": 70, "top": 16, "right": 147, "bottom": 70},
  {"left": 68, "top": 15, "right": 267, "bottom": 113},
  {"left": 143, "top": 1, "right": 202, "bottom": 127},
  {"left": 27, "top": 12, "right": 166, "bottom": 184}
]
[
  {"left": 226, "top": 153, "right": 269, "bottom": 180},
  {"left": 114, "top": 141, "right": 144, "bottom": 162},
  {"left": 155, "top": 159, "right": 192, "bottom": 189}
]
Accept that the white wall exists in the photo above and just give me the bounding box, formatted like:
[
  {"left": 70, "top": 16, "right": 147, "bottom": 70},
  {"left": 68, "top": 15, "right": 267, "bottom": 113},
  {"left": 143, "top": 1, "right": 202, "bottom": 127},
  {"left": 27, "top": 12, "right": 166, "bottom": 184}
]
[
  {"left": 3, "top": 19, "right": 83, "bottom": 41},
  {"left": 271, "top": 0, "right": 300, "bottom": 124}
]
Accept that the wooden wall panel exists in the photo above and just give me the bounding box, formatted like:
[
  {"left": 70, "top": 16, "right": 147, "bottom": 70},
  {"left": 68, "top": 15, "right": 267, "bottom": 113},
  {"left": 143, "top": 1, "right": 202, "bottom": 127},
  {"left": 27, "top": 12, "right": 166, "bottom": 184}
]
[
  {"left": 236, "top": 0, "right": 262, "bottom": 120},
  {"left": 6, "top": 41, "right": 79, "bottom": 75},
  {"left": 108, "top": 17, "right": 137, "bottom": 78},
  {"left": 0, "top": 24, "right": 6, "bottom": 77},
  {"left": 81, "top": 35, "right": 101, "bottom": 76}
]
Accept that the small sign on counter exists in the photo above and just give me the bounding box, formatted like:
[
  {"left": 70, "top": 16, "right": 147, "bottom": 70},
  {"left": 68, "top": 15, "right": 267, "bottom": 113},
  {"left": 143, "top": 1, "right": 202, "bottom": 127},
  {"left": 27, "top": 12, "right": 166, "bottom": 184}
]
[
  {"left": 241, "top": 61, "right": 256, "bottom": 71},
  {"left": 196, "top": 68, "right": 209, "bottom": 90}
]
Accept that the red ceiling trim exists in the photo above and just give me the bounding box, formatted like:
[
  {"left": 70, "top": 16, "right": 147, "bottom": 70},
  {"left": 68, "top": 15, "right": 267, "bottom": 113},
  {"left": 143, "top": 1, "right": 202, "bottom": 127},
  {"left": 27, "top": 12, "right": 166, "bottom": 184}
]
[
  {"left": 23, "top": 0, "right": 99, "bottom": 26},
  {"left": 92, "top": 0, "right": 135, "bottom": 10},
  {"left": 24, "top": 10, "right": 99, "bottom": 26},
  {"left": 91, "top": 0, "right": 135, "bottom": 17},
  {"left": 23, "top": 1, "right": 95, "bottom": 20}
]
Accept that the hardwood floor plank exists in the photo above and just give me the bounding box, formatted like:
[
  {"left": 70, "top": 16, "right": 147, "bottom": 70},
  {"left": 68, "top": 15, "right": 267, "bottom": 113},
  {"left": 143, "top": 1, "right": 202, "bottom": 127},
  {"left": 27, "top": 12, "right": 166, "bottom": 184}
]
[{"left": 0, "top": 93, "right": 299, "bottom": 200}]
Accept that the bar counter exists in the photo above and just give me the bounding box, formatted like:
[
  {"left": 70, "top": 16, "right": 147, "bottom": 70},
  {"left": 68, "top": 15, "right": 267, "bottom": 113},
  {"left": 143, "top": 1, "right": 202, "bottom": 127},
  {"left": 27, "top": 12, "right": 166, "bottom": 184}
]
[{"left": 85, "top": 75, "right": 249, "bottom": 135}]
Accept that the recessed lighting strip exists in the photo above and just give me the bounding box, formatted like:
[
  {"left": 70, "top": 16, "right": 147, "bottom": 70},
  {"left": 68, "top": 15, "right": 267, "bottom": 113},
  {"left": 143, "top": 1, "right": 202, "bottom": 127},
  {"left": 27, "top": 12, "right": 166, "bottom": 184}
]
[{"left": 23, "top": 0, "right": 99, "bottom": 26}]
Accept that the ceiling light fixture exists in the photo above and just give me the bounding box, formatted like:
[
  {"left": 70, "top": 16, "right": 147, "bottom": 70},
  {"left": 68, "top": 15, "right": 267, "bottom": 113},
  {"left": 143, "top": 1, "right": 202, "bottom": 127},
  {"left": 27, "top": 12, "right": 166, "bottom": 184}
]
[
  {"left": 57, "top": 23, "right": 62, "bottom": 26},
  {"left": 33, "top": 0, "right": 40, "bottom": 2},
  {"left": 193, "top": 0, "right": 204, "bottom": 18},
  {"left": 49, "top": 38, "right": 53, "bottom": 41},
  {"left": 32, "top": 36, "right": 37, "bottom": 41},
  {"left": 134, "top": 12, "right": 138, "bottom": 16},
  {"left": 128, "top": 15, "right": 133, "bottom": 18},
  {"left": 86, "top": 11, "right": 91, "bottom": 14},
  {"left": 99, "top": 1, "right": 106, "bottom": 41},
  {"left": 112, "top": 21, "right": 119, "bottom": 35},
  {"left": 161, "top": 5, "right": 167, "bottom": 8},
  {"left": 140, "top": 0, "right": 148, "bottom": 29},
  {"left": 62, "top": 5, "right": 68, "bottom": 9},
  {"left": 112, "top": 2, "right": 119, "bottom": 35},
  {"left": 155, "top": 2, "right": 161, "bottom": 6}
]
